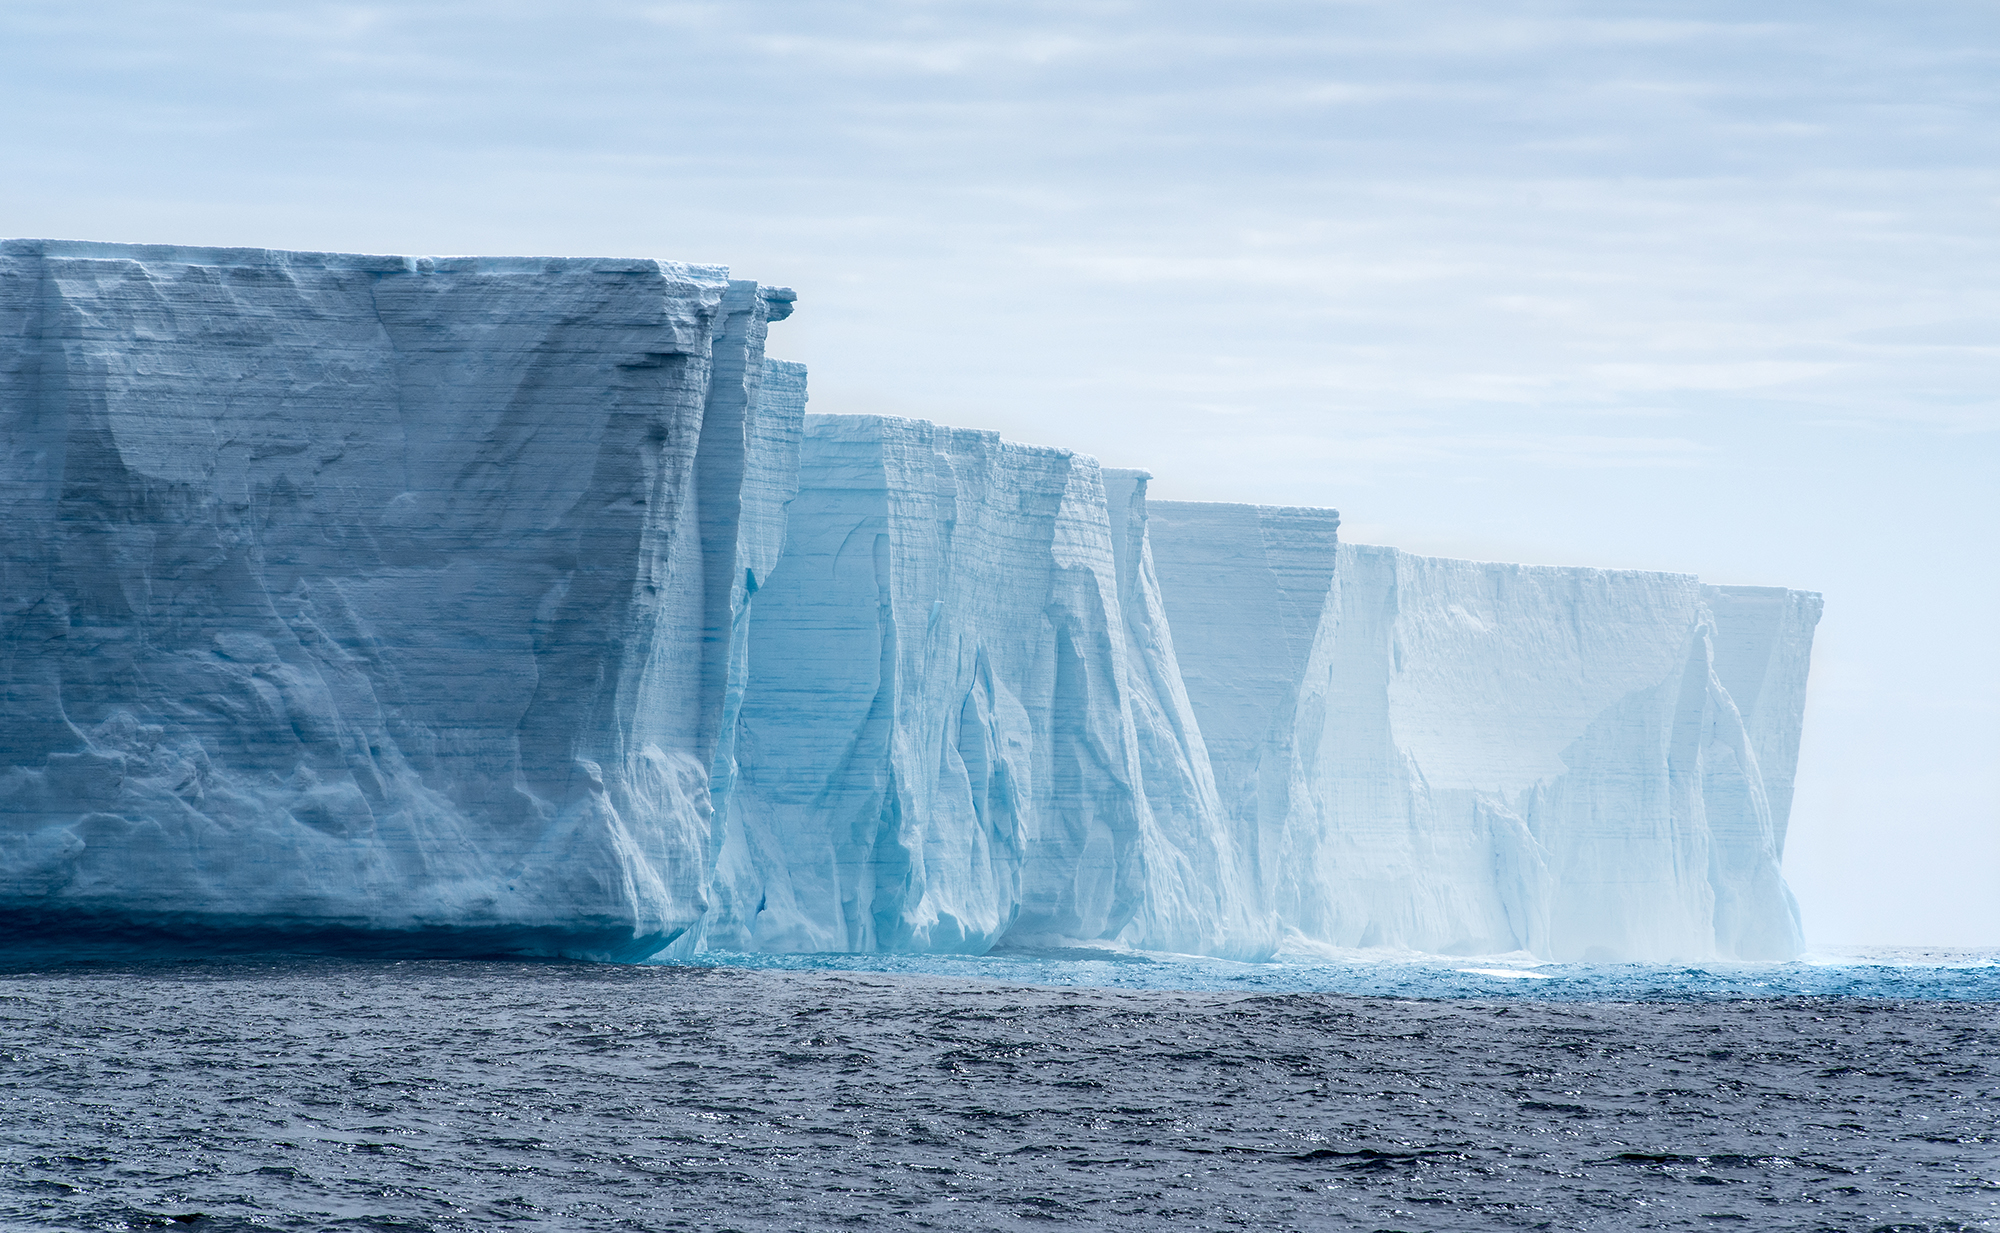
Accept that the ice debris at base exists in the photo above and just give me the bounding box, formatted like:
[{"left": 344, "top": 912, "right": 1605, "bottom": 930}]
[{"left": 0, "top": 240, "right": 1821, "bottom": 962}]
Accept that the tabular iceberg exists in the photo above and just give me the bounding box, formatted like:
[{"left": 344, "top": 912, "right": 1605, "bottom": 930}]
[
  {"left": 1144, "top": 523, "right": 1819, "bottom": 961},
  {"left": 694, "top": 433, "right": 1268, "bottom": 958},
  {"left": 1, "top": 240, "right": 798, "bottom": 958},
  {"left": 702, "top": 414, "right": 1153, "bottom": 952},
  {"left": 0, "top": 240, "right": 1822, "bottom": 961}
]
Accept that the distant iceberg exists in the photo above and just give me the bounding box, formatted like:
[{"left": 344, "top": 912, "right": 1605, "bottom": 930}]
[
  {"left": 0, "top": 240, "right": 1819, "bottom": 962},
  {"left": 1145, "top": 517, "right": 1817, "bottom": 962}
]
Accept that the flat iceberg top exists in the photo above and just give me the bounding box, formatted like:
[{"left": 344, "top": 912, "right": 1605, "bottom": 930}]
[
  {"left": 2, "top": 237, "right": 737, "bottom": 287},
  {"left": 1348, "top": 540, "right": 1694, "bottom": 585},
  {"left": 1146, "top": 496, "right": 1347, "bottom": 522},
  {"left": 804, "top": 412, "right": 1095, "bottom": 464}
]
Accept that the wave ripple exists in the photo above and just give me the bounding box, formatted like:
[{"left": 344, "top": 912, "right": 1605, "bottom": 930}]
[{"left": 1, "top": 961, "right": 1994, "bottom": 1231}]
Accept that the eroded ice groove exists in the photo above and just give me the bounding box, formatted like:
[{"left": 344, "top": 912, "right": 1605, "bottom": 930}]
[
  {"left": 701, "top": 346, "right": 808, "bottom": 833},
  {"left": 0, "top": 239, "right": 801, "bottom": 959},
  {"left": 1146, "top": 521, "right": 1821, "bottom": 962}
]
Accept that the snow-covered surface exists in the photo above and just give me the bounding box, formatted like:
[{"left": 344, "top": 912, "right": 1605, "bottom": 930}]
[{"left": 0, "top": 240, "right": 1822, "bottom": 962}]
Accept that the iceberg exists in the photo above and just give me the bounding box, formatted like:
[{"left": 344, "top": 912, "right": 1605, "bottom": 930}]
[
  {"left": 1135, "top": 497, "right": 1342, "bottom": 952},
  {"left": 696, "top": 436, "right": 1268, "bottom": 958},
  {"left": 704, "top": 418, "right": 1139, "bottom": 952},
  {"left": 0, "top": 240, "right": 1821, "bottom": 962},
  {"left": 1144, "top": 521, "right": 1820, "bottom": 961},
  {"left": 0, "top": 240, "right": 799, "bottom": 958}
]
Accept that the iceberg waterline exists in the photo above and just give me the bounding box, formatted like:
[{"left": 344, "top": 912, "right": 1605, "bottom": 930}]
[{"left": 0, "top": 241, "right": 1819, "bottom": 962}]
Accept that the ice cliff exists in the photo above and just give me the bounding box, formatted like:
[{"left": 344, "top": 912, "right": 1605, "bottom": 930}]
[
  {"left": 1145, "top": 522, "right": 1819, "bottom": 961},
  {"left": 698, "top": 422, "right": 1258, "bottom": 957},
  {"left": 1, "top": 240, "right": 798, "bottom": 958},
  {"left": 1, "top": 240, "right": 1821, "bottom": 962}
]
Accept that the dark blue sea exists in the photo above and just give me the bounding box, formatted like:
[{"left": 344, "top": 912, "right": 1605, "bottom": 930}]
[{"left": 2, "top": 947, "right": 1994, "bottom": 1231}]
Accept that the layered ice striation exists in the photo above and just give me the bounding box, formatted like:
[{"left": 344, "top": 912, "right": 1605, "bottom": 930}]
[
  {"left": 1, "top": 240, "right": 800, "bottom": 958},
  {"left": 1, "top": 240, "right": 1822, "bottom": 961},
  {"left": 1146, "top": 517, "right": 1821, "bottom": 962},
  {"left": 699, "top": 423, "right": 1260, "bottom": 957}
]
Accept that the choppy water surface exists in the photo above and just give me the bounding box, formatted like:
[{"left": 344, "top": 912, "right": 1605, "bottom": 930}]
[
  {"left": 2, "top": 956, "right": 1995, "bottom": 1231},
  {"left": 684, "top": 943, "right": 2000, "bottom": 1001}
]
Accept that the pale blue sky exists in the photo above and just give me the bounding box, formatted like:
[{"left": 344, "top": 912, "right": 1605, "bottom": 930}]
[{"left": 4, "top": 0, "right": 1994, "bottom": 944}]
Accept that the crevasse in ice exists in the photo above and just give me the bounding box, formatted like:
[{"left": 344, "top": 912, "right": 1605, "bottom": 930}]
[{"left": 0, "top": 241, "right": 1820, "bottom": 961}]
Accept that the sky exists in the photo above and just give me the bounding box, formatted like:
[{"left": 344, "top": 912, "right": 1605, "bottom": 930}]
[{"left": 3, "top": 0, "right": 1993, "bottom": 946}]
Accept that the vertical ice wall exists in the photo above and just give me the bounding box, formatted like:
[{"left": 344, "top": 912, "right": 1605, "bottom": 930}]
[
  {"left": 704, "top": 415, "right": 1158, "bottom": 952},
  {"left": 1146, "top": 515, "right": 1819, "bottom": 962},
  {"left": 1303, "top": 548, "right": 1717, "bottom": 959},
  {"left": 0, "top": 240, "right": 801, "bottom": 958},
  {"left": 1102, "top": 473, "right": 1274, "bottom": 958},
  {"left": 1142, "top": 501, "right": 1343, "bottom": 920},
  {"left": 1699, "top": 584, "right": 1822, "bottom": 958}
]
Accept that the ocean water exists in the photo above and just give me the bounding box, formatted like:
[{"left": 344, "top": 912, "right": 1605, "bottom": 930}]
[
  {"left": 677, "top": 943, "right": 2000, "bottom": 1002},
  {"left": 1, "top": 950, "right": 1995, "bottom": 1232}
]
